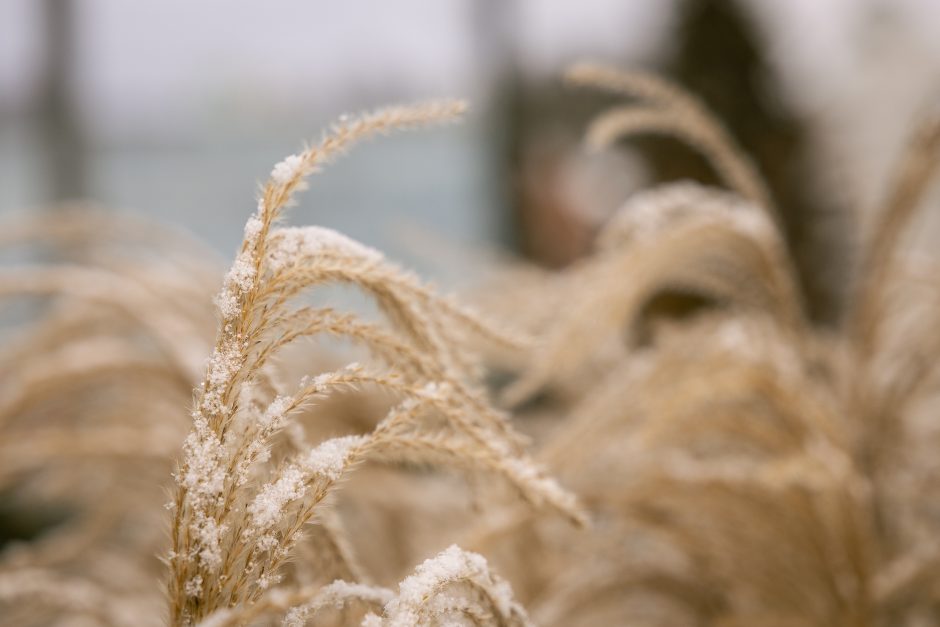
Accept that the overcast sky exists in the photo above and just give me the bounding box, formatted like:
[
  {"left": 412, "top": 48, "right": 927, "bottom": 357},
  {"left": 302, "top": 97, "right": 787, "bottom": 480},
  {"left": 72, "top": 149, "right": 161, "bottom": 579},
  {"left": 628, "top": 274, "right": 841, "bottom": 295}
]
[{"left": 2, "top": 0, "right": 939, "bottom": 246}]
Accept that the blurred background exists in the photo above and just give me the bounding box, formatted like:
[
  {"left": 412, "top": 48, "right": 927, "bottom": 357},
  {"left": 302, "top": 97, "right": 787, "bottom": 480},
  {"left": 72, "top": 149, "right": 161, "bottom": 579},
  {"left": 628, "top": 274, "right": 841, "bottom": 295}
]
[{"left": 2, "top": 0, "right": 940, "bottom": 320}]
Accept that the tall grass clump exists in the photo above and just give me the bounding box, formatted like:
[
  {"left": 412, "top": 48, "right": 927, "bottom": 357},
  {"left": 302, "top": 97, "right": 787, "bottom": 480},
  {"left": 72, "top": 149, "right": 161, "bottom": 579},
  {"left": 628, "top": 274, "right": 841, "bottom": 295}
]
[
  {"left": 3, "top": 63, "right": 940, "bottom": 627},
  {"left": 489, "top": 63, "right": 940, "bottom": 626},
  {"left": 0, "top": 208, "right": 219, "bottom": 626},
  {"left": 166, "top": 102, "right": 583, "bottom": 626}
]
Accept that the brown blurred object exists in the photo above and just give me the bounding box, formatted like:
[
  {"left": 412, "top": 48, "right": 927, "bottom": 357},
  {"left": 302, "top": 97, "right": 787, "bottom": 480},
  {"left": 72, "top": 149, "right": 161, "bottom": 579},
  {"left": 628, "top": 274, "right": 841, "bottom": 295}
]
[
  {"left": 638, "top": 0, "right": 849, "bottom": 324},
  {"left": 36, "top": 0, "right": 87, "bottom": 204},
  {"left": 516, "top": 137, "right": 595, "bottom": 267},
  {"left": 505, "top": 0, "right": 849, "bottom": 323},
  {"left": 503, "top": 81, "right": 632, "bottom": 269}
]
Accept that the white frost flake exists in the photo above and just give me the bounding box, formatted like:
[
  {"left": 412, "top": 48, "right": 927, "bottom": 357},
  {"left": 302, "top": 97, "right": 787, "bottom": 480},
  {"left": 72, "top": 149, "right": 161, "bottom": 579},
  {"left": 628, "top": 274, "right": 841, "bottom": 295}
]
[
  {"left": 270, "top": 153, "right": 305, "bottom": 186},
  {"left": 302, "top": 435, "right": 368, "bottom": 481},
  {"left": 248, "top": 465, "right": 307, "bottom": 532},
  {"left": 383, "top": 545, "right": 515, "bottom": 627},
  {"left": 266, "top": 226, "right": 382, "bottom": 272}
]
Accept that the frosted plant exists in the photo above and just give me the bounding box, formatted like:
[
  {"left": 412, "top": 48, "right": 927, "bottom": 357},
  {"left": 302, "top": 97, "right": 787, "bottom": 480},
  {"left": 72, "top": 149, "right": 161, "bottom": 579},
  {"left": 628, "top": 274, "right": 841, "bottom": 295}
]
[
  {"left": 489, "top": 64, "right": 940, "bottom": 626},
  {"left": 499, "top": 65, "right": 812, "bottom": 405},
  {"left": 0, "top": 208, "right": 219, "bottom": 627},
  {"left": 502, "top": 180, "right": 802, "bottom": 405},
  {"left": 200, "top": 546, "right": 530, "bottom": 627},
  {"left": 369, "top": 545, "right": 531, "bottom": 627},
  {"left": 565, "top": 62, "right": 774, "bottom": 216},
  {"left": 9, "top": 61, "right": 939, "bottom": 627},
  {"left": 168, "top": 102, "right": 583, "bottom": 625}
]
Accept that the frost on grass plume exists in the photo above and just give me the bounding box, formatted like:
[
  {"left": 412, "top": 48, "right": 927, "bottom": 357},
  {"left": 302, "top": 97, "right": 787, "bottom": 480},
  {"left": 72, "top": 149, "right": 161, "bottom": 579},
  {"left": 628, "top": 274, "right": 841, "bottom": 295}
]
[
  {"left": 199, "top": 340, "right": 244, "bottom": 418},
  {"left": 302, "top": 434, "right": 367, "bottom": 481},
  {"left": 247, "top": 435, "right": 366, "bottom": 533},
  {"left": 266, "top": 226, "right": 382, "bottom": 273},
  {"left": 166, "top": 101, "right": 576, "bottom": 625},
  {"left": 259, "top": 395, "right": 292, "bottom": 432},
  {"left": 599, "top": 181, "right": 774, "bottom": 250},
  {"left": 375, "top": 545, "right": 520, "bottom": 627},
  {"left": 298, "top": 362, "right": 362, "bottom": 393},
  {"left": 180, "top": 416, "right": 227, "bottom": 509},
  {"left": 232, "top": 395, "right": 293, "bottom": 486},
  {"left": 281, "top": 581, "right": 394, "bottom": 627},
  {"left": 270, "top": 153, "right": 306, "bottom": 186},
  {"left": 247, "top": 465, "right": 307, "bottom": 532},
  {"left": 214, "top": 209, "right": 264, "bottom": 320}
]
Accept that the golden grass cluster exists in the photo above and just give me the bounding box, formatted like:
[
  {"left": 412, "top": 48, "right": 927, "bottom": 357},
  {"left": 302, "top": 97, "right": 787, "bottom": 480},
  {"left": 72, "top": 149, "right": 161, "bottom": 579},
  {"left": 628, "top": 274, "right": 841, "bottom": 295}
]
[{"left": 1, "top": 64, "right": 940, "bottom": 626}]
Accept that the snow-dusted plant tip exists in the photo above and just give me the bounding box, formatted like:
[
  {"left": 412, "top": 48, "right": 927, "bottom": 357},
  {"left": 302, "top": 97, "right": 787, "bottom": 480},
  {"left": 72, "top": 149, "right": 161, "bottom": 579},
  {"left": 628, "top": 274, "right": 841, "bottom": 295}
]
[
  {"left": 7, "top": 61, "right": 940, "bottom": 627},
  {"left": 167, "top": 102, "right": 582, "bottom": 625},
  {"left": 366, "top": 545, "right": 532, "bottom": 627}
]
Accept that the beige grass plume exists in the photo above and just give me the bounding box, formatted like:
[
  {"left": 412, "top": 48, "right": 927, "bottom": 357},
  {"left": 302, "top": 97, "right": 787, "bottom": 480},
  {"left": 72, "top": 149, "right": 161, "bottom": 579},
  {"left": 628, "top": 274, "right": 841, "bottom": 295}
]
[
  {"left": 167, "top": 102, "right": 583, "bottom": 626},
  {"left": 488, "top": 63, "right": 940, "bottom": 626},
  {"left": 565, "top": 62, "right": 774, "bottom": 217},
  {"left": 0, "top": 207, "right": 220, "bottom": 626}
]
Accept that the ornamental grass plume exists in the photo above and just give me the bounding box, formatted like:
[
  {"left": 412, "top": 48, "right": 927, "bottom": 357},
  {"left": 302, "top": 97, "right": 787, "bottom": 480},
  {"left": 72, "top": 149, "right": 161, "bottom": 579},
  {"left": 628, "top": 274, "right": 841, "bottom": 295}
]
[
  {"left": 4, "top": 62, "right": 940, "bottom": 627},
  {"left": 488, "top": 63, "right": 940, "bottom": 626},
  {"left": 0, "top": 207, "right": 220, "bottom": 626},
  {"left": 167, "top": 101, "right": 583, "bottom": 626}
]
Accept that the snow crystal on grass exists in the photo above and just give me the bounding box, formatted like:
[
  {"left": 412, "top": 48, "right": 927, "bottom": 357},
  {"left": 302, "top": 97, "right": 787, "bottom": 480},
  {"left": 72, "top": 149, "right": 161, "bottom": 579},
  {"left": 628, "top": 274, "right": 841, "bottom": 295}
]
[
  {"left": 270, "top": 154, "right": 305, "bottom": 186},
  {"left": 302, "top": 435, "right": 367, "bottom": 481}
]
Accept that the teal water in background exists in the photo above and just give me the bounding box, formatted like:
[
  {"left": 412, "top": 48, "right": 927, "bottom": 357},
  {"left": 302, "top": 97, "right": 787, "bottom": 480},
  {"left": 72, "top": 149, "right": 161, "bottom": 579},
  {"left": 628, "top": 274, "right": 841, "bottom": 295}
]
[{"left": 0, "top": 119, "right": 504, "bottom": 288}]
